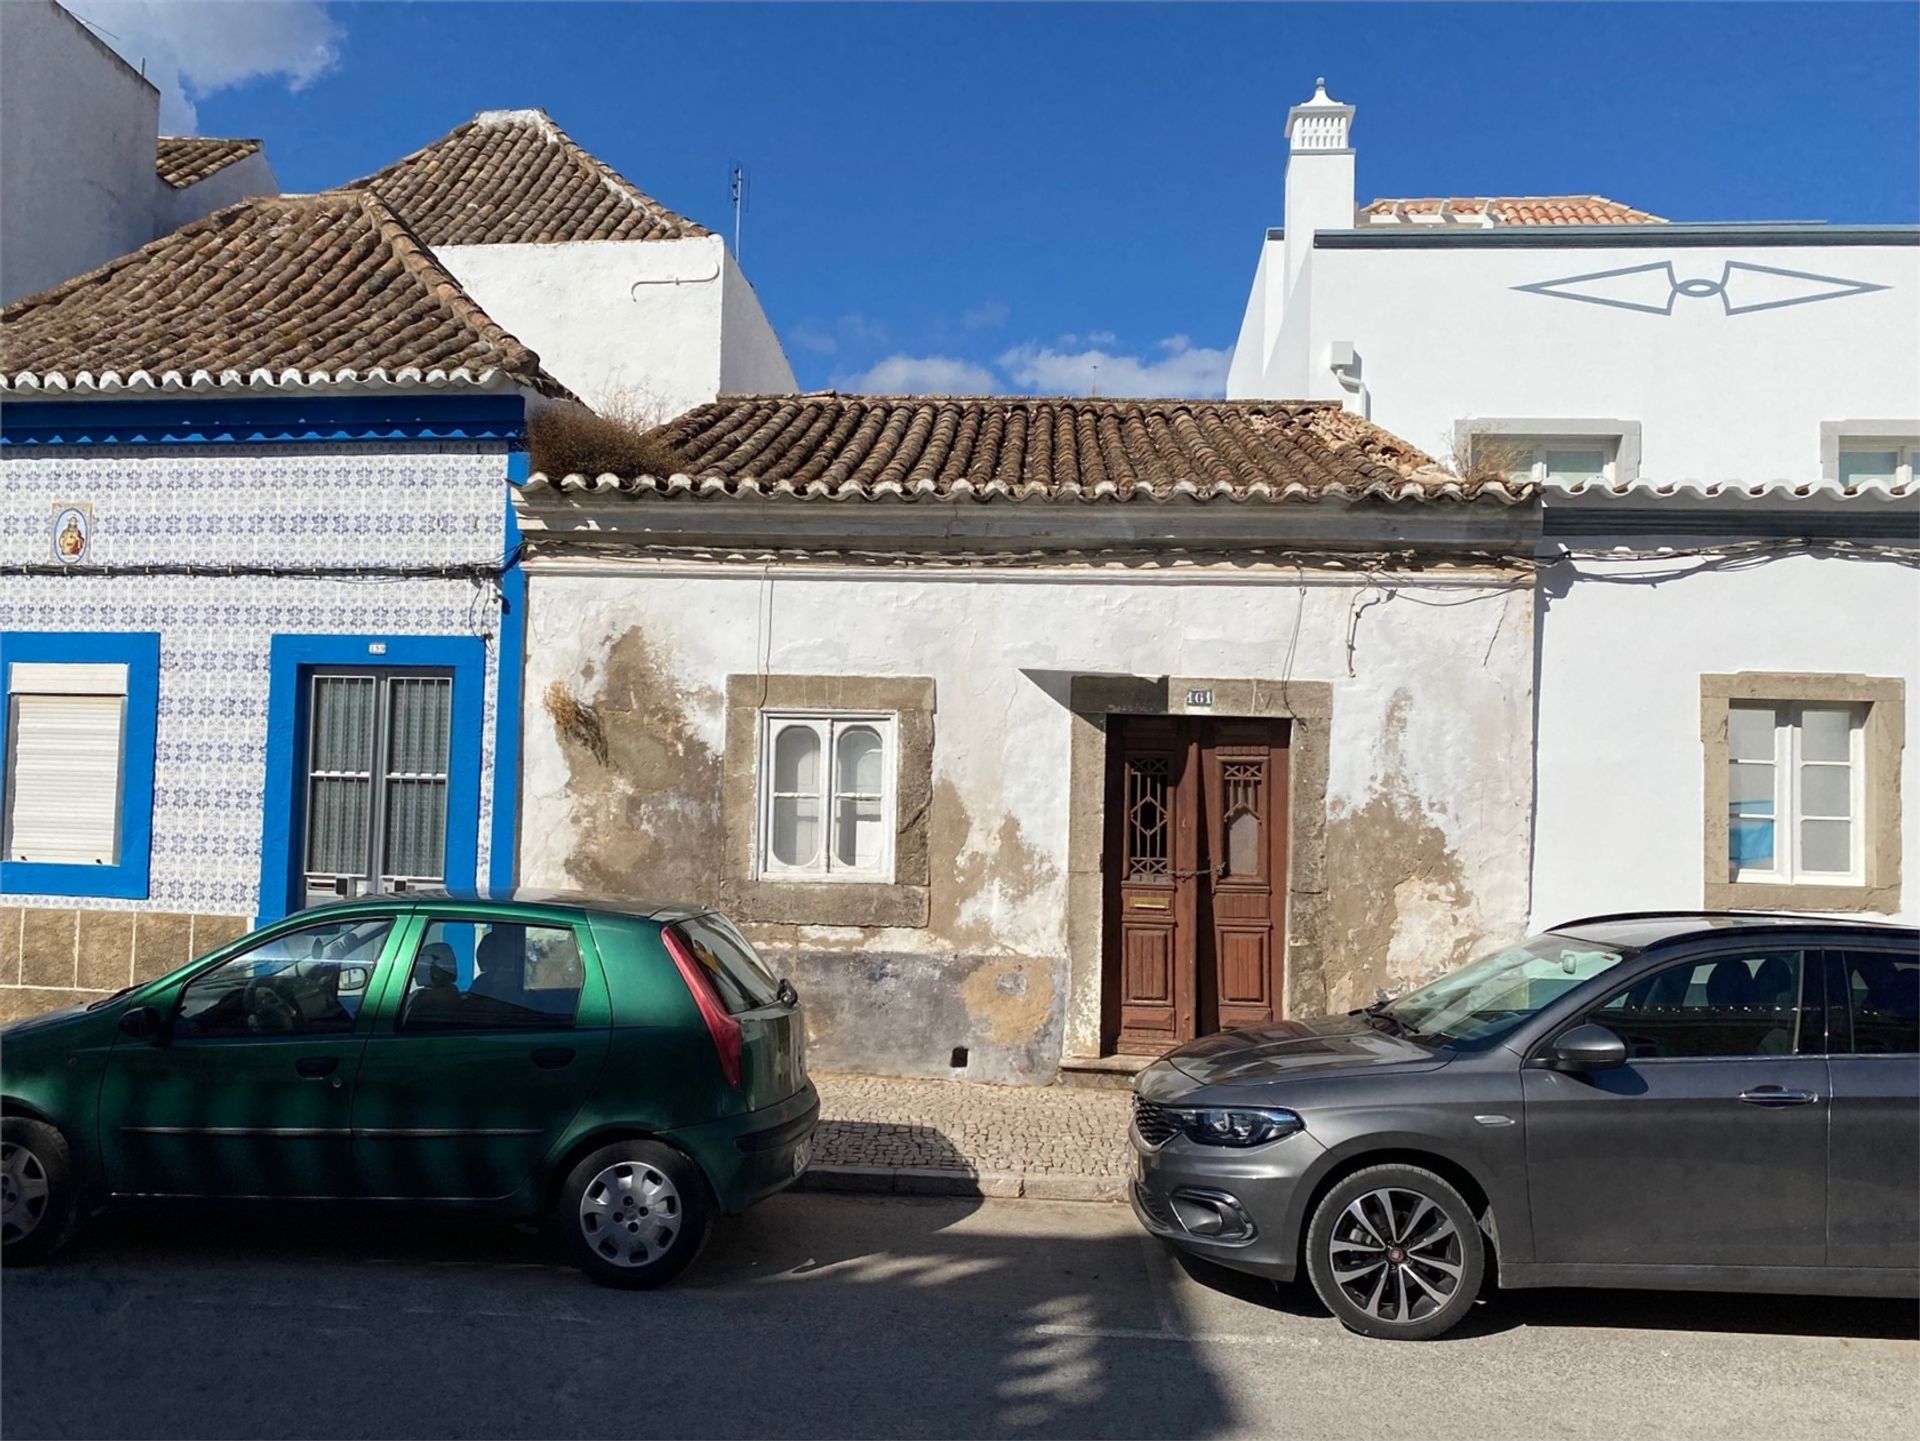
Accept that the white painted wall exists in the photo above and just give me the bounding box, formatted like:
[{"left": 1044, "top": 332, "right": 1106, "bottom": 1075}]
[
  {"left": 0, "top": 0, "right": 158, "bottom": 303},
  {"left": 155, "top": 149, "right": 279, "bottom": 232},
  {"left": 718, "top": 251, "right": 798, "bottom": 397},
  {"left": 438, "top": 235, "right": 795, "bottom": 418},
  {"left": 520, "top": 561, "right": 1536, "bottom": 1021},
  {"left": 1234, "top": 234, "right": 1920, "bottom": 482},
  {"left": 1531, "top": 545, "right": 1920, "bottom": 927}
]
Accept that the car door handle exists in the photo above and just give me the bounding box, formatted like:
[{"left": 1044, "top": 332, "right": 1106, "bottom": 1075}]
[
  {"left": 295, "top": 1056, "right": 340, "bottom": 1079},
  {"left": 1738, "top": 1086, "right": 1818, "bottom": 1107},
  {"left": 531, "top": 1047, "right": 575, "bottom": 1070}
]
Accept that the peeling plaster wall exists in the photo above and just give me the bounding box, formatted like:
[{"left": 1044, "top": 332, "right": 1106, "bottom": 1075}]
[{"left": 521, "top": 563, "right": 1535, "bottom": 1082}]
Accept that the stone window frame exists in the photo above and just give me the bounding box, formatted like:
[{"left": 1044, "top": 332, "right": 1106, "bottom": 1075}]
[
  {"left": 723, "top": 675, "right": 934, "bottom": 929},
  {"left": 1061, "top": 675, "right": 1333, "bottom": 1062},
  {"left": 1701, "top": 672, "right": 1904, "bottom": 914},
  {"left": 1453, "top": 417, "right": 1642, "bottom": 487}
]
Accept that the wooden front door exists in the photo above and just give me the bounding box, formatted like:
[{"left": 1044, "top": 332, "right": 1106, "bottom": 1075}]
[{"left": 1102, "top": 716, "right": 1289, "bottom": 1054}]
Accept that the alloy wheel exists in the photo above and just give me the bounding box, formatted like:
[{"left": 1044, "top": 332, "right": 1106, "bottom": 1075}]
[
  {"left": 0, "top": 1141, "right": 50, "bottom": 1246},
  {"left": 578, "top": 1160, "right": 683, "bottom": 1268},
  {"left": 1326, "top": 1187, "right": 1464, "bottom": 1325}
]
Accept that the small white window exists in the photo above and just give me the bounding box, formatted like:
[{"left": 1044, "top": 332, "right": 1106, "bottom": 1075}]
[
  {"left": 1472, "top": 435, "right": 1618, "bottom": 487},
  {"left": 1728, "top": 702, "right": 1866, "bottom": 886},
  {"left": 759, "top": 713, "right": 896, "bottom": 881},
  {"left": 1837, "top": 441, "right": 1918, "bottom": 489},
  {"left": 3, "top": 662, "right": 129, "bottom": 865}
]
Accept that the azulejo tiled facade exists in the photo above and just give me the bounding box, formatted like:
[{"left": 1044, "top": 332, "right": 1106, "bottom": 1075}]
[{"left": 1, "top": 429, "right": 520, "bottom": 1012}]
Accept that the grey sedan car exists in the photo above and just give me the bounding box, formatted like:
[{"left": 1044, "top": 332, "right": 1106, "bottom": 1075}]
[{"left": 1130, "top": 912, "right": 1919, "bottom": 1339}]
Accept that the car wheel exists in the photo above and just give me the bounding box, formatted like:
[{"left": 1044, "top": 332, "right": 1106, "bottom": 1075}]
[
  {"left": 1304, "top": 1163, "right": 1485, "bottom": 1340},
  {"left": 1, "top": 1117, "right": 80, "bottom": 1266},
  {"left": 560, "top": 1141, "right": 712, "bottom": 1289}
]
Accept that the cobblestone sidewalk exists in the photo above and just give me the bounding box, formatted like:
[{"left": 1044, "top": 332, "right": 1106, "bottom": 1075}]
[{"left": 805, "top": 1072, "right": 1133, "bottom": 1201}]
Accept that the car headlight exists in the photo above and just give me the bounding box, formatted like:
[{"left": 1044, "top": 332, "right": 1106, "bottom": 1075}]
[{"left": 1177, "top": 1107, "right": 1303, "bottom": 1147}]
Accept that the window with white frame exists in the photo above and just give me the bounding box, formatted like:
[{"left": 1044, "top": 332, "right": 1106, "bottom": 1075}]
[
  {"left": 1473, "top": 435, "right": 1618, "bottom": 487},
  {"left": 3, "top": 662, "right": 128, "bottom": 866},
  {"left": 758, "top": 713, "right": 896, "bottom": 881},
  {"left": 1727, "top": 702, "right": 1866, "bottom": 885},
  {"left": 1837, "top": 441, "right": 1919, "bottom": 489}
]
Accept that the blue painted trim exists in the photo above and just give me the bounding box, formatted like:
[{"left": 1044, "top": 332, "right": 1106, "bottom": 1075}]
[
  {"left": 0, "top": 396, "right": 526, "bottom": 448},
  {"left": 0, "top": 631, "right": 160, "bottom": 900},
  {"left": 489, "top": 452, "right": 529, "bottom": 893},
  {"left": 258, "top": 634, "right": 487, "bottom": 923}
]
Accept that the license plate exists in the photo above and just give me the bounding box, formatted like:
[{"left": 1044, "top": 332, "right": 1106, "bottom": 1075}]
[{"left": 792, "top": 1138, "right": 812, "bottom": 1178}]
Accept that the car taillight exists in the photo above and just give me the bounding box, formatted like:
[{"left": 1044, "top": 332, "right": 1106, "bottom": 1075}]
[{"left": 663, "top": 925, "right": 743, "bottom": 1088}]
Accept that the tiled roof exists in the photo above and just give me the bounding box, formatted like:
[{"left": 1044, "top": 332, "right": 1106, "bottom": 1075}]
[
  {"left": 524, "top": 395, "right": 1530, "bottom": 504},
  {"left": 155, "top": 136, "right": 262, "bottom": 189},
  {"left": 0, "top": 192, "right": 566, "bottom": 395},
  {"left": 340, "top": 108, "right": 710, "bottom": 246},
  {"left": 1360, "top": 195, "right": 1665, "bottom": 226}
]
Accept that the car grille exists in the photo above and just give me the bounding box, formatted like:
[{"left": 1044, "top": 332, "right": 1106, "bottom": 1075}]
[
  {"left": 1133, "top": 1182, "right": 1176, "bottom": 1229},
  {"left": 1133, "top": 1097, "right": 1182, "bottom": 1148}
]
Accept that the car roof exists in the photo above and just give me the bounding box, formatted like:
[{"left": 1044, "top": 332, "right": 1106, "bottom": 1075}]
[
  {"left": 292, "top": 888, "right": 711, "bottom": 923},
  {"left": 1549, "top": 910, "right": 1920, "bottom": 950}
]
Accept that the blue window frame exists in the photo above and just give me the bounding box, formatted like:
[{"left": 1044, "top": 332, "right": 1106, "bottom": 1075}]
[
  {"left": 0, "top": 631, "right": 160, "bottom": 900},
  {"left": 258, "top": 635, "right": 485, "bottom": 923}
]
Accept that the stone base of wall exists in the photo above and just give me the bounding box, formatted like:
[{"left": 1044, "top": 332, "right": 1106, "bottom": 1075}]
[
  {"left": 0, "top": 906, "right": 250, "bottom": 1024},
  {"left": 772, "top": 950, "right": 1065, "bottom": 1087}
]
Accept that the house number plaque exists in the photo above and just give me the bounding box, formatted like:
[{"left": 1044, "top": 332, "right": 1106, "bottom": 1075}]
[{"left": 1185, "top": 688, "right": 1213, "bottom": 708}]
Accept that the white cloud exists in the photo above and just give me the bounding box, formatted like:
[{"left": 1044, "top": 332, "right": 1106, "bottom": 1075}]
[
  {"left": 71, "top": 1, "right": 342, "bottom": 133},
  {"left": 998, "top": 334, "right": 1230, "bottom": 398},
  {"left": 844, "top": 354, "right": 999, "bottom": 395},
  {"left": 961, "top": 300, "right": 1009, "bottom": 331},
  {"left": 836, "top": 312, "right": 889, "bottom": 348},
  {"left": 789, "top": 321, "right": 838, "bottom": 355}
]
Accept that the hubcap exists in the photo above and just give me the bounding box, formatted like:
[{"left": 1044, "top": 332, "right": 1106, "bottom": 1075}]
[
  {"left": 1327, "top": 1187, "right": 1464, "bottom": 1325},
  {"left": 579, "top": 1161, "right": 682, "bottom": 1268},
  {"left": 0, "top": 1142, "right": 51, "bottom": 1246}
]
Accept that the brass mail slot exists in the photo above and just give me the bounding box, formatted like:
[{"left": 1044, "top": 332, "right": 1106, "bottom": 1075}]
[{"left": 1129, "top": 896, "right": 1171, "bottom": 911}]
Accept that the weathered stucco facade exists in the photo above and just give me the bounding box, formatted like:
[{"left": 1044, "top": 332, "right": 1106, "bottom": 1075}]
[{"left": 517, "top": 555, "right": 1536, "bottom": 1083}]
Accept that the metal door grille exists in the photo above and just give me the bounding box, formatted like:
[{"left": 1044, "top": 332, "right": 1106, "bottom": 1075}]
[
  {"left": 1125, "top": 757, "right": 1171, "bottom": 880},
  {"left": 302, "top": 670, "right": 452, "bottom": 905}
]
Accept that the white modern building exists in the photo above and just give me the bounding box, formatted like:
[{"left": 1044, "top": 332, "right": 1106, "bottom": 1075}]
[
  {"left": 1230, "top": 80, "right": 1920, "bottom": 927},
  {"left": 0, "top": 0, "right": 279, "bottom": 305}
]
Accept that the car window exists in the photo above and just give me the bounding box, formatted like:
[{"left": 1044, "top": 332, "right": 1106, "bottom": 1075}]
[
  {"left": 175, "top": 917, "right": 392, "bottom": 1040},
  {"left": 398, "top": 919, "right": 584, "bottom": 1032},
  {"left": 1593, "top": 951, "right": 1803, "bottom": 1059},
  {"left": 1379, "top": 934, "right": 1630, "bottom": 1049},
  {"left": 672, "top": 914, "right": 780, "bottom": 1015},
  {"left": 1834, "top": 949, "right": 1919, "bottom": 1055}
]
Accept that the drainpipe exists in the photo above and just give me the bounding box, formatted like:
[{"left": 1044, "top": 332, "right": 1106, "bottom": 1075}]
[{"left": 1328, "top": 340, "right": 1369, "bottom": 420}]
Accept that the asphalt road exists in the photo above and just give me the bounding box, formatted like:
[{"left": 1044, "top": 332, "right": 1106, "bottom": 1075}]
[{"left": 3, "top": 1193, "right": 1914, "bottom": 1440}]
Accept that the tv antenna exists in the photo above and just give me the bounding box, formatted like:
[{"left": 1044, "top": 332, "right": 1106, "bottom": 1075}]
[{"left": 729, "top": 162, "right": 749, "bottom": 261}]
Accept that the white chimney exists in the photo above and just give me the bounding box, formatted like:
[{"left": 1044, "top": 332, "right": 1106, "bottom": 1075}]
[{"left": 1282, "top": 78, "right": 1356, "bottom": 253}]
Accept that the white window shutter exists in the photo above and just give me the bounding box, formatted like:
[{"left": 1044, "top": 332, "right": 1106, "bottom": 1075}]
[{"left": 5, "top": 693, "right": 126, "bottom": 864}]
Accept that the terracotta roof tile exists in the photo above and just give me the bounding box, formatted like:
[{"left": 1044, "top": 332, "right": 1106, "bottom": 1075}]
[
  {"left": 340, "top": 108, "right": 710, "bottom": 246},
  {"left": 0, "top": 192, "right": 566, "bottom": 395},
  {"left": 1360, "top": 195, "right": 1664, "bottom": 226},
  {"left": 154, "top": 136, "right": 263, "bottom": 189},
  {"left": 525, "top": 395, "right": 1529, "bottom": 504}
]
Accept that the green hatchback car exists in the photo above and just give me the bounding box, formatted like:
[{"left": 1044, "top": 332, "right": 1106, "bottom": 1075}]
[{"left": 0, "top": 891, "right": 817, "bottom": 1287}]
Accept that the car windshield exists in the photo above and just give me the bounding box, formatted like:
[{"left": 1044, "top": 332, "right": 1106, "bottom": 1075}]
[{"left": 1378, "top": 933, "right": 1635, "bottom": 1050}]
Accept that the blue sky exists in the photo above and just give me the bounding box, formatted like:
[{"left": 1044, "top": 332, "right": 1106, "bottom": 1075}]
[{"left": 82, "top": 1, "right": 1920, "bottom": 397}]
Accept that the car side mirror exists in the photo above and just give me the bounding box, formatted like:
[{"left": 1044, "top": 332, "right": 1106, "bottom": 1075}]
[
  {"left": 118, "top": 1005, "right": 161, "bottom": 1042},
  {"left": 1547, "top": 1022, "right": 1627, "bottom": 1072}
]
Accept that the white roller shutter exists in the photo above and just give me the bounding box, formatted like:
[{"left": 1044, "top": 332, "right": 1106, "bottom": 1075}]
[{"left": 4, "top": 665, "right": 128, "bottom": 866}]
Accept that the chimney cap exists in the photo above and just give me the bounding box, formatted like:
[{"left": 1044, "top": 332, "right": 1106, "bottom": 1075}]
[{"left": 1285, "top": 77, "right": 1355, "bottom": 150}]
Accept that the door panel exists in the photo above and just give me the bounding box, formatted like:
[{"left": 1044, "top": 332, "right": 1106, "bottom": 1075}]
[
  {"left": 1199, "top": 727, "right": 1288, "bottom": 1033},
  {"left": 1826, "top": 947, "right": 1920, "bottom": 1269},
  {"left": 1523, "top": 948, "right": 1828, "bottom": 1268},
  {"left": 1102, "top": 716, "right": 1289, "bottom": 1054},
  {"left": 1107, "top": 722, "right": 1197, "bottom": 1052},
  {"left": 350, "top": 914, "right": 611, "bottom": 1201},
  {"left": 99, "top": 915, "right": 398, "bottom": 1198}
]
